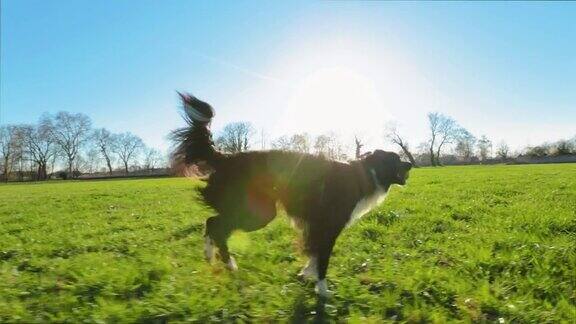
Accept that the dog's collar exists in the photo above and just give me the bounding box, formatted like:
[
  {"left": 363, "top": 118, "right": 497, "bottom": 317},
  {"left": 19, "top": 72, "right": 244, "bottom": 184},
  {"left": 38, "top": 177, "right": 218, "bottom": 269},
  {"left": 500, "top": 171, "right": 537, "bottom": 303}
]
[{"left": 369, "top": 169, "right": 384, "bottom": 191}]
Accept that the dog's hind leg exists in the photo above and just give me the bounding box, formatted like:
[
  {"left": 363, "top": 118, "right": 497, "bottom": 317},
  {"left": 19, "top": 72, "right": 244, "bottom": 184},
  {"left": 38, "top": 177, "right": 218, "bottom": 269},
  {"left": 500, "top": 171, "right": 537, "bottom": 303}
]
[
  {"left": 205, "top": 216, "right": 237, "bottom": 270},
  {"left": 289, "top": 217, "right": 317, "bottom": 280},
  {"left": 204, "top": 234, "right": 216, "bottom": 262},
  {"left": 299, "top": 256, "right": 318, "bottom": 281},
  {"left": 203, "top": 216, "right": 218, "bottom": 262},
  {"left": 205, "top": 195, "right": 276, "bottom": 271}
]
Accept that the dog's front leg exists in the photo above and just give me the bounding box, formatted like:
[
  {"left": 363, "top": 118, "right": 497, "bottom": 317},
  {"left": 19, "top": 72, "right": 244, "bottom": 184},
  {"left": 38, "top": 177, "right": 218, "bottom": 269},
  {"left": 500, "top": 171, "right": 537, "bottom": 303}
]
[
  {"left": 313, "top": 235, "right": 338, "bottom": 298},
  {"left": 303, "top": 216, "right": 344, "bottom": 298},
  {"left": 314, "top": 252, "right": 333, "bottom": 298}
]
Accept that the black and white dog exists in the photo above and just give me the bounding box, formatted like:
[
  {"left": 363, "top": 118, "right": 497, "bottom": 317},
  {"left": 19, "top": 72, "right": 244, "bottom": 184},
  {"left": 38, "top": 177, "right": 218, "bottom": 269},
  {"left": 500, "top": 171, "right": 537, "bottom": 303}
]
[{"left": 171, "top": 93, "right": 412, "bottom": 297}]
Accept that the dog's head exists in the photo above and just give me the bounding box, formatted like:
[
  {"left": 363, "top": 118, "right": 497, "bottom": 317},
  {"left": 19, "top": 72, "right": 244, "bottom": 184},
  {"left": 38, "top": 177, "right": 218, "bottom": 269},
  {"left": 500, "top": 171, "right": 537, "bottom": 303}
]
[{"left": 363, "top": 150, "right": 412, "bottom": 186}]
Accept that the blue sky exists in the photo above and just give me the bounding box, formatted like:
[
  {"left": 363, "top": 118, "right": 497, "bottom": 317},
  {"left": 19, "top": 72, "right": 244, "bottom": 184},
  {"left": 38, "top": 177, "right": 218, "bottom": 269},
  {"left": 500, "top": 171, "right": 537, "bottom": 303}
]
[{"left": 2, "top": 1, "right": 575, "bottom": 154}]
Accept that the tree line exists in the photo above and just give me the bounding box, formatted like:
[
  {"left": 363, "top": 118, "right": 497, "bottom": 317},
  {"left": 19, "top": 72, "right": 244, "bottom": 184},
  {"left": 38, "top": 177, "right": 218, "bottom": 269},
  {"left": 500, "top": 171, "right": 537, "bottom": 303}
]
[
  {"left": 3, "top": 110, "right": 574, "bottom": 182},
  {"left": 0, "top": 112, "right": 166, "bottom": 182},
  {"left": 214, "top": 122, "right": 350, "bottom": 160},
  {"left": 383, "top": 112, "right": 502, "bottom": 167},
  {"left": 212, "top": 115, "right": 576, "bottom": 168},
  {"left": 394, "top": 112, "right": 576, "bottom": 166}
]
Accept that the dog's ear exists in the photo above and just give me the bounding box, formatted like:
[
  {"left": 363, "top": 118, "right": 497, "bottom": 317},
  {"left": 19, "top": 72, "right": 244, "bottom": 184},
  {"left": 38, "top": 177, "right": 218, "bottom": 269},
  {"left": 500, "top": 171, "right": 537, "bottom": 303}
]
[
  {"left": 370, "top": 150, "right": 398, "bottom": 165},
  {"left": 361, "top": 151, "right": 377, "bottom": 167},
  {"left": 359, "top": 151, "right": 372, "bottom": 159}
]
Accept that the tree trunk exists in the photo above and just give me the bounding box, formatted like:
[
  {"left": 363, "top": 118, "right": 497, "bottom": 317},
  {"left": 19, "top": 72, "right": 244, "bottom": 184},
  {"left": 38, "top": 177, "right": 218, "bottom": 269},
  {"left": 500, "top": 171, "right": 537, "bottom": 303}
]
[
  {"left": 2, "top": 157, "right": 8, "bottom": 182},
  {"left": 436, "top": 138, "right": 448, "bottom": 166},
  {"left": 354, "top": 137, "right": 364, "bottom": 159},
  {"left": 399, "top": 144, "right": 417, "bottom": 167},
  {"left": 124, "top": 161, "right": 129, "bottom": 174},
  {"left": 429, "top": 147, "right": 436, "bottom": 166},
  {"left": 105, "top": 155, "right": 113, "bottom": 174},
  {"left": 37, "top": 163, "right": 47, "bottom": 181},
  {"left": 42, "top": 163, "right": 47, "bottom": 180},
  {"left": 68, "top": 158, "right": 74, "bottom": 178},
  {"left": 49, "top": 156, "right": 56, "bottom": 176}
]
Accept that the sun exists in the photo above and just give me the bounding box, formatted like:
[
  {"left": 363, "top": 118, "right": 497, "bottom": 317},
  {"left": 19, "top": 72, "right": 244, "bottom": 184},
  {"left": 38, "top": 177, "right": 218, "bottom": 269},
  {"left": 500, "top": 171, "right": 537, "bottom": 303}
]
[{"left": 280, "top": 66, "right": 390, "bottom": 140}]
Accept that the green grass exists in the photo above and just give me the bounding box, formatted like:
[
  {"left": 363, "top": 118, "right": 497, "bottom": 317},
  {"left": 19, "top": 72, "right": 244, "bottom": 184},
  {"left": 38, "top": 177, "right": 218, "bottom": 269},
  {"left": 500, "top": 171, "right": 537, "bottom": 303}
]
[{"left": 1, "top": 164, "right": 575, "bottom": 323}]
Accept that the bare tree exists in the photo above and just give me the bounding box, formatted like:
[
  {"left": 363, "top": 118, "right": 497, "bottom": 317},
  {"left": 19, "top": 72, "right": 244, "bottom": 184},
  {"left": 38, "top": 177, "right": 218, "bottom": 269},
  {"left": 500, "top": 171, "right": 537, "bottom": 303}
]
[
  {"left": 384, "top": 123, "right": 417, "bottom": 166},
  {"left": 454, "top": 128, "right": 477, "bottom": 161},
  {"left": 313, "top": 134, "right": 331, "bottom": 157},
  {"left": 84, "top": 149, "right": 102, "bottom": 174},
  {"left": 113, "top": 132, "right": 144, "bottom": 174},
  {"left": 550, "top": 139, "right": 573, "bottom": 156},
  {"left": 525, "top": 145, "right": 548, "bottom": 157},
  {"left": 290, "top": 133, "right": 311, "bottom": 153},
  {"left": 143, "top": 147, "right": 163, "bottom": 170},
  {"left": 259, "top": 128, "right": 267, "bottom": 150},
  {"left": 19, "top": 117, "right": 57, "bottom": 180},
  {"left": 427, "top": 112, "right": 458, "bottom": 166},
  {"left": 477, "top": 135, "right": 492, "bottom": 161},
  {"left": 216, "top": 122, "right": 254, "bottom": 153},
  {"left": 496, "top": 141, "right": 510, "bottom": 160},
  {"left": 48, "top": 152, "right": 58, "bottom": 177},
  {"left": 354, "top": 136, "right": 364, "bottom": 159},
  {"left": 271, "top": 133, "right": 315, "bottom": 155},
  {"left": 434, "top": 115, "right": 457, "bottom": 166},
  {"left": 92, "top": 128, "right": 116, "bottom": 174},
  {"left": 271, "top": 135, "right": 292, "bottom": 151},
  {"left": 1, "top": 125, "right": 17, "bottom": 181},
  {"left": 71, "top": 152, "right": 87, "bottom": 175},
  {"left": 10, "top": 126, "right": 28, "bottom": 181},
  {"left": 52, "top": 111, "right": 92, "bottom": 176},
  {"left": 427, "top": 112, "right": 441, "bottom": 166},
  {"left": 428, "top": 112, "right": 458, "bottom": 166},
  {"left": 313, "top": 133, "right": 348, "bottom": 160}
]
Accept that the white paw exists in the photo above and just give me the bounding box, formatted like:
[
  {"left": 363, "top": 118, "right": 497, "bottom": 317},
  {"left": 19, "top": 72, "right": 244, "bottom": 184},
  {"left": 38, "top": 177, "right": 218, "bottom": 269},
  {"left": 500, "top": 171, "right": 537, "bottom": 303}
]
[
  {"left": 299, "top": 257, "right": 318, "bottom": 281},
  {"left": 204, "top": 236, "right": 215, "bottom": 262},
  {"left": 315, "top": 279, "right": 333, "bottom": 298},
  {"left": 226, "top": 256, "right": 238, "bottom": 271}
]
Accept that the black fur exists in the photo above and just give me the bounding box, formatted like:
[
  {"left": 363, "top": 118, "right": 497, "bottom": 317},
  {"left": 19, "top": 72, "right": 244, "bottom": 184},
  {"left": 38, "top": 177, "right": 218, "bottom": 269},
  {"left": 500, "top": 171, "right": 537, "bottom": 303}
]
[{"left": 171, "top": 93, "right": 412, "bottom": 294}]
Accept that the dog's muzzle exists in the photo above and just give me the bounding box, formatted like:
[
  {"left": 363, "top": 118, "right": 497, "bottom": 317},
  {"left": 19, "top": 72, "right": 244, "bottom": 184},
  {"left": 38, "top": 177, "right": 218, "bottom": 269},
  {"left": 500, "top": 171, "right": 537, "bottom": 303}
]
[{"left": 397, "top": 162, "right": 412, "bottom": 184}]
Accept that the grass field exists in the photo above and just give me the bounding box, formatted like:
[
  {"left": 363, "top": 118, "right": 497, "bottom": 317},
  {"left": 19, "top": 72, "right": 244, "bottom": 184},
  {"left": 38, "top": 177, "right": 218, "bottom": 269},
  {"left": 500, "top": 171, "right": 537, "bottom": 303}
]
[{"left": 1, "top": 164, "right": 575, "bottom": 323}]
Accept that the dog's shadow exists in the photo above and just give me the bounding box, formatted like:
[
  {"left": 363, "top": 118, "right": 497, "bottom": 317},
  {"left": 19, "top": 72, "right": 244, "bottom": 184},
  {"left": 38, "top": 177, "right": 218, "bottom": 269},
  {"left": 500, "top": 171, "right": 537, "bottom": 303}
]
[
  {"left": 288, "top": 291, "right": 333, "bottom": 324},
  {"left": 171, "top": 222, "right": 204, "bottom": 240}
]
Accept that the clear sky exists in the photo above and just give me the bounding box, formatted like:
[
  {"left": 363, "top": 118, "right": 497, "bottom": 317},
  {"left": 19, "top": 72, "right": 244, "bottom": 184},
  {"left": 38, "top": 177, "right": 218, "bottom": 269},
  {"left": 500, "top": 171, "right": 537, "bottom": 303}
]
[{"left": 2, "top": 1, "right": 575, "bottom": 155}]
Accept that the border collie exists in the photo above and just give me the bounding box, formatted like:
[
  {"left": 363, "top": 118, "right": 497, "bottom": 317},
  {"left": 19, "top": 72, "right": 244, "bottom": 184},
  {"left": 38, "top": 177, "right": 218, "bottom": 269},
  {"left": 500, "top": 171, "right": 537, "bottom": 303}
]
[{"left": 171, "top": 93, "right": 412, "bottom": 297}]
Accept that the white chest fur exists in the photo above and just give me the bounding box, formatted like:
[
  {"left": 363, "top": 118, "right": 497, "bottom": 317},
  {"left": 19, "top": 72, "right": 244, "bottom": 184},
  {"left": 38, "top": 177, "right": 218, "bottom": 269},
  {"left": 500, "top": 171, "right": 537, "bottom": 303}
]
[
  {"left": 347, "top": 186, "right": 387, "bottom": 227},
  {"left": 347, "top": 169, "right": 388, "bottom": 227}
]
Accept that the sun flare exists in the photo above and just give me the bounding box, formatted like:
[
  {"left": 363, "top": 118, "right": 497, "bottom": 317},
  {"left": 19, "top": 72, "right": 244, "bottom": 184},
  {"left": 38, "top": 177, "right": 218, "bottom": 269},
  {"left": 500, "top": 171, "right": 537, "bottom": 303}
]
[{"left": 280, "top": 67, "right": 391, "bottom": 140}]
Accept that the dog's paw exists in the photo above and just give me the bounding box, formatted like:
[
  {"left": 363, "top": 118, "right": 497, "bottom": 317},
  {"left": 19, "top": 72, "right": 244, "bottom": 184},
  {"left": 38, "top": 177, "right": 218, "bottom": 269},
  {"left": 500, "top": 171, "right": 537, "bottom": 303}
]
[
  {"left": 226, "top": 256, "right": 238, "bottom": 271},
  {"left": 298, "top": 257, "right": 318, "bottom": 281},
  {"left": 315, "top": 279, "right": 333, "bottom": 298},
  {"left": 204, "top": 236, "right": 215, "bottom": 262},
  {"left": 298, "top": 266, "right": 318, "bottom": 281}
]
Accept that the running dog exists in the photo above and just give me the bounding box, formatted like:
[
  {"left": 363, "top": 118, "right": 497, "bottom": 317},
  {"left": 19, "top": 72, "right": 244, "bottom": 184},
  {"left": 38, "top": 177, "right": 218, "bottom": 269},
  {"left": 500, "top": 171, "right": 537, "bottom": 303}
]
[{"left": 171, "top": 93, "right": 412, "bottom": 297}]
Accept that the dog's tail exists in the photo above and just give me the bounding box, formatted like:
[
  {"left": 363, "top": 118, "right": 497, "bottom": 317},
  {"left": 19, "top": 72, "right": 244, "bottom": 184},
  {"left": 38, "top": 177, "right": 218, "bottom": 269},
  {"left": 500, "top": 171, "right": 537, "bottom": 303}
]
[{"left": 170, "top": 92, "right": 222, "bottom": 171}]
